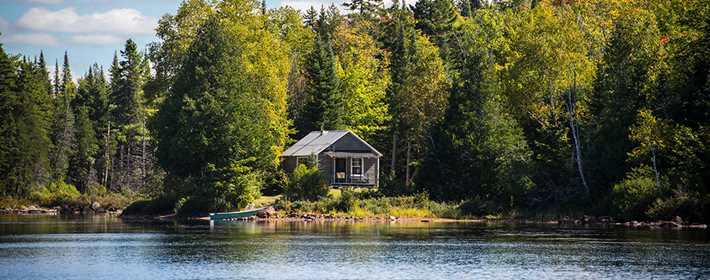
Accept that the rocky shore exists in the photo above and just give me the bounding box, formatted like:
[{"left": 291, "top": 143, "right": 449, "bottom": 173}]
[
  {"left": 180, "top": 208, "right": 708, "bottom": 229},
  {"left": 0, "top": 202, "right": 122, "bottom": 216}
]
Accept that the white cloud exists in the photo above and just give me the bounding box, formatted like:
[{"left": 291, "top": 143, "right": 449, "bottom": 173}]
[
  {"left": 70, "top": 34, "right": 123, "bottom": 45},
  {"left": 17, "top": 7, "right": 157, "bottom": 35},
  {"left": 3, "top": 33, "right": 58, "bottom": 46},
  {"left": 27, "top": 0, "right": 63, "bottom": 4}
]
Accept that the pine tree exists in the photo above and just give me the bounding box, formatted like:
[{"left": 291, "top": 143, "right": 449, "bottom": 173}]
[
  {"left": 110, "top": 40, "right": 151, "bottom": 191},
  {"left": 0, "top": 46, "right": 19, "bottom": 196},
  {"left": 49, "top": 52, "right": 76, "bottom": 182},
  {"left": 412, "top": 0, "right": 459, "bottom": 55},
  {"left": 155, "top": 0, "right": 290, "bottom": 212},
  {"left": 297, "top": 8, "right": 343, "bottom": 138},
  {"left": 69, "top": 106, "right": 98, "bottom": 192},
  {"left": 587, "top": 10, "right": 665, "bottom": 196}
]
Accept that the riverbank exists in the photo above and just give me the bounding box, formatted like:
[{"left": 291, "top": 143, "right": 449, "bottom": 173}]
[{"left": 208, "top": 211, "right": 708, "bottom": 230}]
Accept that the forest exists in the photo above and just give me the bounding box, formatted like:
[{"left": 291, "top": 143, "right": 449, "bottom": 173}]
[{"left": 0, "top": 0, "right": 708, "bottom": 222}]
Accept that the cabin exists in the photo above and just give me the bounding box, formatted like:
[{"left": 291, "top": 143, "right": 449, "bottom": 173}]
[{"left": 281, "top": 130, "right": 382, "bottom": 187}]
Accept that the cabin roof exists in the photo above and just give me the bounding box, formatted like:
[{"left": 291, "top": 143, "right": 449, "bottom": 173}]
[{"left": 281, "top": 130, "right": 381, "bottom": 157}]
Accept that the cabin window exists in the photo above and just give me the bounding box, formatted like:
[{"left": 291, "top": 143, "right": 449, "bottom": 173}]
[
  {"left": 296, "top": 156, "right": 311, "bottom": 167},
  {"left": 351, "top": 158, "right": 363, "bottom": 177}
]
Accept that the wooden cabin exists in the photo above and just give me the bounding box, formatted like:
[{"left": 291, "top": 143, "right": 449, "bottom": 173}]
[{"left": 281, "top": 130, "right": 381, "bottom": 187}]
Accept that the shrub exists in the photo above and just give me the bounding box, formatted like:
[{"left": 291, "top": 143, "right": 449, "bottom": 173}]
[
  {"left": 646, "top": 191, "right": 708, "bottom": 222},
  {"left": 611, "top": 166, "right": 664, "bottom": 220},
  {"left": 335, "top": 189, "right": 356, "bottom": 212},
  {"left": 122, "top": 195, "right": 177, "bottom": 216},
  {"left": 30, "top": 181, "right": 81, "bottom": 206},
  {"left": 0, "top": 197, "right": 33, "bottom": 209},
  {"left": 458, "top": 196, "right": 498, "bottom": 216},
  {"left": 285, "top": 164, "right": 328, "bottom": 201}
]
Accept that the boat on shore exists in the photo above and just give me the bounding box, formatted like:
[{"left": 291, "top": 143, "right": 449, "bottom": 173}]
[{"left": 209, "top": 207, "right": 266, "bottom": 222}]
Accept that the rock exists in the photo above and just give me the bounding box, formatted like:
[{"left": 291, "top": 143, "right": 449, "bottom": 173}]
[
  {"left": 91, "top": 201, "right": 101, "bottom": 210},
  {"left": 673, "top": 216, "right": 684, "bottom": 224},
  {"left": 389, "top": 216, "right": 397, "bottom": 221},
  {"left": 257, "top": 206, "right": 276, "bottom": 218},
  {"left": 658, "top": 221, "right": 682, "bottom": 228}
]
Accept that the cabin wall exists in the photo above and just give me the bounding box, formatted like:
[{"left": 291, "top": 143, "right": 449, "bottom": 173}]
[
  {"left": 329, "top": 134, "right": 373, "bottom": 152},
  {"left": 316, "top": 154, "right": 378, "bottom": 186}
]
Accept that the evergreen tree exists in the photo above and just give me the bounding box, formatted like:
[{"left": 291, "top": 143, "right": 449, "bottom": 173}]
[
  {"left": 383, "top": 4, "right": 450, "bottom": 191},
  {"left": 422, "top": 12, "right": 533, "bottom": 208},
  {"left": 49, "top": 52, "right": 76, "bottom": 182},
  {"left": 154, "top": 0, "right": 290, "bottom": 213},
  {"left": 412, "top": 0, "right": 459, "bottom": 56},
  {"left": 587, "top": 10, "right": 665, "bottom": 198},
  {"left": 343, "top": 0, "right": 384, "bottom": 19},
  {"left": 297, "top": 8, "right": 343, "bottom": 137},
  {"left": 69, "top": 106, "right": 98, "bottom": 192}
]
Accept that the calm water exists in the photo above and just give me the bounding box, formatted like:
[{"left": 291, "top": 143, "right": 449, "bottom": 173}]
[{"left": 1, "top": 216, "right": 709, "bottom": 279}]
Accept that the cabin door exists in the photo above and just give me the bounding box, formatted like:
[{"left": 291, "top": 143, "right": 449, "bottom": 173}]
[{"left": 335, "top": 158, "right": 347, "bottom": 183}]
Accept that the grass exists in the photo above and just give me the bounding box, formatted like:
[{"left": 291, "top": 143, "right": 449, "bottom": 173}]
[
  {"left": 254, "top": 195, "right": 281, "bottom": 207},
  {"left": 0, "top": 196, "right": 34, "bottom": 209},
  {"left": 2, "top": 183, "right": 143, "bottom": 211},
  {"left": 275, "top": 191, "right": 466, "bottom": 219}
]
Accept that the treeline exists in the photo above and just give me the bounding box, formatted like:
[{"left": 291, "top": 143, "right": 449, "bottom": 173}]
[
  {"left": 0, "top": 40, "right": 163, "bottom": 200},
  {"left": 2, "top": 0, "right": 708, "bottom": 221}
]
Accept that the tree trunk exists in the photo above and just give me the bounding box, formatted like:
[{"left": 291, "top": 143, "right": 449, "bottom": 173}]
[
  {"left": 390, "top": 132, "right": 397, "bottom": 178},
  {"left": 651, "top": 148, "right": 660, "bottom": 188},
  {"left": 405, "top": 140, "right": 411, "bottom": 188},
  {"left": 103, "top": 121, "right": 110, "bottom": 187},
  {"left": 566, "top": 67, "right": 590, "bottom": 197},
  {"left": 141, "top": 119, "right": 146, "bottom": 188}
]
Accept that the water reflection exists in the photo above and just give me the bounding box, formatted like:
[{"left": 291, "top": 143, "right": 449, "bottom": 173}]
[{"left": 0, "top": 216, "right": 709, "bottom": 279}]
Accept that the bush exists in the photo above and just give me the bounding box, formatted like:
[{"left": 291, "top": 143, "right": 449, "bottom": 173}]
[
  {"left": 611, "top": 166, "right": 664, "bottom": 220},
  {"left": 335, "top": 189, "right": 356, "bottom": 212},
  {"left": 0, "top": 197, "right": 33, "bottom": 209},
  {"left": 30, "top": 181, "right": 81, "bottom": 206},
  {"left": 285, "top": 164, "right": 328, "bottom": 201},
  {"left": 262, "top": 169, "right": 288, "bottom": 196},
  {"left": 122, "top": 195, "right": 177, "bottom": 216},
  {"left": 458, "top": 196, "right": 499, "bottom": 216},
  {"left": 646, "top": 191, "right": 708, "bottom": 223}
]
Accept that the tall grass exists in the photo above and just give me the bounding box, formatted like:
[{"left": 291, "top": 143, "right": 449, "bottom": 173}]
[{"left": 275, "top": 191, "right": 464, "bottom": 218}]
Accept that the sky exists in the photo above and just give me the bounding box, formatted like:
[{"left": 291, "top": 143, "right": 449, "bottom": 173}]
[{"left": 0, "top": 0, "right": 347, "bottom": 80}]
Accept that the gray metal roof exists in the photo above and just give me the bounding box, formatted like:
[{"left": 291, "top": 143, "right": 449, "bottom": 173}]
[{"left": 281, "top": 130, "right": 381, "bottom": 157}]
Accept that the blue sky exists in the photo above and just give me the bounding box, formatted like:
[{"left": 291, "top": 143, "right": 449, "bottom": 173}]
[{"left": 0, "top": 0, "right": 346, "bottom": 79}]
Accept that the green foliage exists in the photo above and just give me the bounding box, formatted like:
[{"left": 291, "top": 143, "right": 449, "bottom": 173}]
[
  {"left": 646, "top": 191, "right": 710, "bottom": 223},
  {"left": 611, "top": 166, "right": 665, "bottom": 220},
  {"left": 30, "top": 181, "right": 81, "bottom": 206},
  {"left": 279, "top": 193, "right": 461, "bottom": 218},
  {"left": 335, "top": 189, "right": 356, "bottom": 212},
  {"left": 333, "top": 23, "right": 391, "bottom": 141},
  {"left": 297, "top": 7, "right": 344, "bottom": 136},
  {"left": 285, "top": 164, "right": 329, "bottom": 201},
  {"left": 155, "top": 0, "right": 289, "bottom": 213}
]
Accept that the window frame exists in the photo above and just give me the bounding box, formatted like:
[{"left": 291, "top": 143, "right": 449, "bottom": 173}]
[
  {"left": 296, "top": 156, "right": 310, "bottom": 167},
  {"left": 351, "top": 157, "right": 363, "bottom": 178}
]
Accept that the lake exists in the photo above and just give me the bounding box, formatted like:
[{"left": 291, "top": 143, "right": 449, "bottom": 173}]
[{"left": 1, "top": 216, "right": 709, "bottom": 279}]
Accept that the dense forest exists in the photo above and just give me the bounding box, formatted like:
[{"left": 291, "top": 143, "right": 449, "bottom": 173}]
[{"left": 0, "top": 0, "right": 708, "bottom": 222}]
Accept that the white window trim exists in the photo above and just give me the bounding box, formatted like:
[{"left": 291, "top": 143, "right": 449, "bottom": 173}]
[{"left": 351, "top": 157, "right": 363, "bottom": 178}]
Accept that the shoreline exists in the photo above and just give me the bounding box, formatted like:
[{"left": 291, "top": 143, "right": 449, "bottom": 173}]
[
  {"left": 115, "top": 211, "right": 709, "bottom": 230},
  {"left": 5, "top": 206, "right": 706, "bottom": 230}
]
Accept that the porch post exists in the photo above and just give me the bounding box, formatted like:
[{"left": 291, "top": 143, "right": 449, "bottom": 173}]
[{"left": 376, "top": 156, "right": 380, "bottom": 188}]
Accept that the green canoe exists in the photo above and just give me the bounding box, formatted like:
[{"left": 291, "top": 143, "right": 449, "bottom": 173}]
[{"left": 209, "top": 207, "right": 265, "bottom": 221}]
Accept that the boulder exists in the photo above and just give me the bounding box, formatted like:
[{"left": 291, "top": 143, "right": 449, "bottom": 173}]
[{"left": 673, "top": 216, "right": 684, "bottom": 224}]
